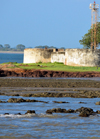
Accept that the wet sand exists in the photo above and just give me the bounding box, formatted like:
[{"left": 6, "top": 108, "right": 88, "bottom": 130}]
[{"left": 0, "top": 78, "right": 100, "bottom": 98}]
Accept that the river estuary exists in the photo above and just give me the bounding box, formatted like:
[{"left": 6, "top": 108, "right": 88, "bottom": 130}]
[{"left": 0, "top": 53, "right": 100, "bottom": 138}]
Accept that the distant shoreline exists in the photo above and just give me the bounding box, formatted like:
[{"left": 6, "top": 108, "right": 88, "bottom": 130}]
[{"left": 0, "top": 51, "right": 24, "bottom": 54}]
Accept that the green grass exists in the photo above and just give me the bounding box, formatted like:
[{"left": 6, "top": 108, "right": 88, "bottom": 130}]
[{"left": 2, "top": 62, "right": 100, "bottom": 72}]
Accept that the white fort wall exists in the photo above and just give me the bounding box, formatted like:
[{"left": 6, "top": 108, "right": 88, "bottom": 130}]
[
  {"left": 51, "top": 52, "right": 65, "bottom": 63},
  {"left": 24, "top": 48, "right": 100, "bottom": 67},
  {"left": 65, "top": 49, "right": 100, "bottom": 67},
  {"left": 24, "top": 48, "right": 53, "bottom": 63}
]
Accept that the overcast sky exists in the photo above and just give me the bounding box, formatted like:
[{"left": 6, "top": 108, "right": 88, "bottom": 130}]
[{"left": 0, "top": 0, "right": 100, "bottom": 49}]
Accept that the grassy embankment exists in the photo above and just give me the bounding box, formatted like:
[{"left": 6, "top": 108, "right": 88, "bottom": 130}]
[{"left": 1, "top": 62, "right": 100, "bottom": 72}]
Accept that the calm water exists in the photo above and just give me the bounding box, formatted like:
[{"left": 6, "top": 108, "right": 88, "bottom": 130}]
[
  {"left": 0, "top": 92, "right": 100, "bottom": 139},
  {"left": 0, "top": 53, "right": 23, "bottom": 64}
]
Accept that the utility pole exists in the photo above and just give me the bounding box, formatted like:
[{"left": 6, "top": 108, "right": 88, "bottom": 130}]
[{"left": 89, "top": 1, "right": 99, "bottom": 49}]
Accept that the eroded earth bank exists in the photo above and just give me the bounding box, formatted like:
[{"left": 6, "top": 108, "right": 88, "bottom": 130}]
[{"left": 1, "top": 68, "right": 100, "bottom": 77}]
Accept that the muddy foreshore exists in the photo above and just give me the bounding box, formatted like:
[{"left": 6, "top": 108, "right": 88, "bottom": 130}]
[
  {"left": 1, "top": 68, "right": 100, "bottom": 78},
  {"left": 0, "top": 78, "right": 100, "bottom": 98}
]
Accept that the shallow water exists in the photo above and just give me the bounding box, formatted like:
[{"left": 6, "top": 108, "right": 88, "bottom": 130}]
[
  {"left": 2, "top": 77, "right": 100, "bottom": 81},
  {"left": 0, "top": 95, "right": 100, "bottom": 139},
  {"left": 0, "top": 53, "right": 23, "bottom": 64}
]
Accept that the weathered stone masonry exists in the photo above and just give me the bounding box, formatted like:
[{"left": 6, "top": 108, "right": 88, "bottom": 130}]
[
  {"left": 51, "top": 52, "right": 65, "bottom": 63},
  {"left": 24, "top": 48, "right": 53, "bottom": 63},
  {"left": 24, "top": 48, "right": 100, "bottom": 67}
]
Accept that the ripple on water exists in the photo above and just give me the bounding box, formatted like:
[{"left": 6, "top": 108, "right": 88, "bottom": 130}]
[
  {"left": 0, "top": 134, "right": 37, "bottom": 139},
  {"left": 0, "top": 95, "right": 100, "bottom": 138}
]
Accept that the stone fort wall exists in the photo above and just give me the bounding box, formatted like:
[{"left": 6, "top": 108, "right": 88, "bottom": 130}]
[
  {"left": 51, "top": 52, "right": 65, "bottom": 63},
  {"left": 65, "top": 49, "right": 100, "bottom": 67},
  {"left": 24, "top": 48, "right": 53, "bottom": 63},
  {"left": 24, "top": 48, "right": 100, "bottom": 67}
]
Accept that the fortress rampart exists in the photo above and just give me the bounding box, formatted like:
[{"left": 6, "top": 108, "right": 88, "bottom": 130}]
[
  {"left": 51, "top": 52, "right": 65, "bottom": 63},
  {"left": 65, "top": 49, "right": 100, "bottom": 67},
  {"left": 24, "top": 48, "right": 53, "bottom": 63},
  {"left": 24, "top": 48, "right": 100, "bottom": 67}
]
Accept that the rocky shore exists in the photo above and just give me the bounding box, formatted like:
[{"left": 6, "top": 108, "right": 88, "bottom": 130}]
[
  {"left": 0, "top": 78, "right": 100, "bottom": 98},
  {"left": 1, "top": 107, "right": 100, "bottom": 117},
  {"left": 1, "top": 97, "right": 100, "bottom": 117},
  {"left": 0, "top": 78, "right": 100, "bottom": 118},
  {"left": 46, "top": 107, "right": 100, "bottom": 117}
]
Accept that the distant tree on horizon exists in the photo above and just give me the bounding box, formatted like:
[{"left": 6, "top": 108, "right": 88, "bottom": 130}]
[
  {"left": 4, "top": 44, "right": 10, "bottom": 49},
  {"left": 35, "top": 45, "right": 58, "bottom": 49},
  {"left": 0, "top": 44, "right": 3, "bottom": 48},
  {"left": 59, "top": 47, "right": 65, "bottom": 49},
  {"left": 0, "top": 44, "right": 26, "bottom": 51},
  {"left": 49, "top": 46, "right": 57, "bottom": 49},
  {"left": 35, "top": 45, "right": 49, "bottom": 49},
  {"left": 16, "top": 44, "right": 25, "bottom": 51}
]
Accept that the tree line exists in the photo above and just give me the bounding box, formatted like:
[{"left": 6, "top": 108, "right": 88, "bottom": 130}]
[
  {"left": 34, "top": 45, "right": 65, "bottom": 49},
  {"left": 0, "top": 44, "right": 65, "bottom": 51},
  {"left": 0, "top": 44, "right": 25, "bottom": 51}
]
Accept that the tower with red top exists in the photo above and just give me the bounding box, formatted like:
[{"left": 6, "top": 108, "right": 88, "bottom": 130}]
[{"left": 89, "top": 1, "right": 99, "bottom": 49}]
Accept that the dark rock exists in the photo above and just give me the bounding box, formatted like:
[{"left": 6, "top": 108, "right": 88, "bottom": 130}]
[
  {"left": 95, "top": 101, "right": 100, "bottom": 105},
  {"left": 25, "top": 110, "right": 35, "bottom": 114},
  {"left": 75, "top": 107, "right": 94, "bottom": 117},
  {"left": 15, "top": 113, "right": 21, "bottom": 115},
  {"left": 4, "top": 113, "right": 9, "bottom": 115},
  {"left": 26, "top": 99, "right": 37, "bottom": 102},
  {"left": 66, "top": 109, "right": 75, "bottom": 113},
  {"left": 55, "top": 108, "right": 66, "bottom": 113},
  {"left": 38, "top": 100, "right": 48, "bottom": 103},
  {"left": 8, "top": 98, "right": 26, "bottom": 103},
  {"left": 79, "top": 102, "right": 87, "bottom": 104},
  {"left": 46, "top": 110, "right": 52, "bottom": 114},
  {"left": 46, "top": 108, "right": 75, "bottom": 114},
  {"left": 16, "top": 98, "right": 26, "bottom": 102},
  {"left": 46, "top": 108, "right": 67, "bottom": 113},
  {"left": 96, "top": 110, "right": 100, "bottom": 114},
  {"left": 75, "top": 107, "right": 94, "bottom": 113},
  {"left": 53, "top": 101, "right": 69, "bottom": 103},
  {"left": 0, "top": 93, "right": 5, "bottom": 95},
  {"left": 0, "top": 100, "right": 6, "bottom": 103},
  {"left": 7, "top": 98, "right": 48, "bottom": 103},
  {"left": 28, "top": 100, "right": 48, "bottom": 103},
  {"left": 12, "top": 94, "right": 19, "bottom": 96},
  {"left": 46, "top": 107, "right": 96, "bottom": 117},
  {"left": 79, "top": 112, "right": 89, "bottom": 117}
]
